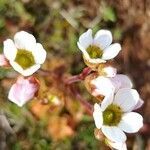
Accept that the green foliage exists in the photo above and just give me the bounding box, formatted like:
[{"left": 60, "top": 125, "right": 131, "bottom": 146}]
[
  {"left": 113, "top": 28, "right": 123, "bottom": 40},
  {"left": 12, "top": 143, "right": 22, "bottom": 150},
  {"left": 102, "top": 6, "right": 116, "bottom": 22},
  {"left": 0, "top": 68, "right": 11, "bottom": 79},
  {"left": 73, "top": 122, "right": 99, "bottom": 150}
]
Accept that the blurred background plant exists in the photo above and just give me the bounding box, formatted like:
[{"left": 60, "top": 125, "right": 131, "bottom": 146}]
[{"left": 0, "top": 0, "right": 149, "bottom": 149}]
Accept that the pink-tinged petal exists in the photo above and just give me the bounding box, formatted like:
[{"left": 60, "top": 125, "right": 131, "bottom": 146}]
[
  {"left": 113, "top": 88, "right": 139, "bottom": 112},
  {"left": 78, "top": 29, "right": 93, "bottom": 50},
  {"left": 102, "top": 126, "right": 126, "bottom": 143},
  {"left": 102, "top": 43, "right": 121, "bottom": 60},
  {"left": 94, "top": 29, "right": 112, "bottom": 49},
  {"left": 133, "top": 98, "right": 144, "bottom": 110},
  {"left": 3, "top": 39, "right": 17, "bottom": 61},
  {"left": 93, "top": 103, "right": 103, "bottom": 129},
  {"left": 118, "top": 112, "right": 143, "bottom": 133},
  {"left": 92, "top": 89, "right": 101, "bottom": 97},
  {"left": 8, "top": 76, "right": 39, "bottom": 107},
  {"left": 110, "top": 74, "right": 133, "bottom": 93},
  {"left": 0, "top": 54, "right": 9, "bottom": 67}
]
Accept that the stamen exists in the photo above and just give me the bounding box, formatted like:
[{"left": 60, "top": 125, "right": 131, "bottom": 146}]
[
  {"left": 103, "top": 104, "right": 122, "bottom": 126},
  {"left": 86, "top": 45, "right": 103, "bottom": 59},
  {"left": 15, "top": 49, "right": 35, "bottom": 69}
]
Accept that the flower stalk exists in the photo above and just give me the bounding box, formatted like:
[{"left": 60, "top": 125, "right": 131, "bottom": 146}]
[{"left": 65, "top": 67, "right": 92, "bottom": 84}]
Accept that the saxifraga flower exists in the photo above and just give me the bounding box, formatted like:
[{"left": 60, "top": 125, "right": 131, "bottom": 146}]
[
  {"left": 77, "top": 29, "right": 121, "bottom": 66},
  {"left": 3, "top": 31, "right": 46, "bottom": 76},
  {"left": 93, "top": 88, "right": 143, "bottom": 143}
]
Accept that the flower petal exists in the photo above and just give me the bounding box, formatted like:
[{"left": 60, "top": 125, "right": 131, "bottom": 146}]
[
  {"left": 32, "top": 43, "right": 47, "bottom": 64},
  {"left": 94, "top": 29, "right": 112, "bottom": 49},
  {"left": 78, "top": 29, "right": 93, "bottom": 50},
  {"left": 118, "top": 112, "right": 143, "bottom": 133},
  {"left": 110, "top": 74, "right": 133, "bottom": 93},
  {"left": 101, "top": 92, "right": 114, "bottom": 111},
  {"left": 113, "top": 88, "right": 140, "bottom": 112},
  {"left": 77, "top": 42, "right": 90, "bottom": 59},
  {"left": 102, "top": 43, "right": 121, "bottom": 60},
  {"left": 85, "top": 57, "right": 106, "bottom": 64},
  {"left": 107, "top": 140, "right": 127, "bottom": 150},
  {"left": 93, "top": 103, "right": 103, "bottom": 129},
  {"left": 10, "top": 61, "right": 40, "bottom": 76},
  {"left": 8, "top": 76, "right": 38, "bottom": 107},
  {"left": 102, "top": 66, "right": 117, "bottom": 77},
  {"left": 14, "top": 31, "right": 36, "bottom": 51},
  {"left": 133, "top": 98, "right": 144, "bottom": 110},
  {"left": 8, "top": 83, "right": 24, "bottom": 107},
  {"left": 9, "top": 61, "right": 23, "bottom": 74},
  {"left": 102, "top": 126, "right": 126, "bottom": 143},
  {"left": 20, "top": 64, "right": 41, "bottom": 76},
  {"left": 91, "top": 76, "right": 115, "bottom": 97},
  {"left": 3, "top": 39, "right": 17, "bottom": 61}
]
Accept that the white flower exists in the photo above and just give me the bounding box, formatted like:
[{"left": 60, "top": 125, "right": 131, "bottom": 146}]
[
  {"left": 3, "top": 31, "right": 46, "bottom": 76},
  {"left": 77, "top": 29, "right": 121, "bottom": 64},
  {"left": 91, "top": 74, "right": 132, "bottom": 96},
  {"left": 8, "top": 76, "right": 39, "bottom": 107},
  {"left": 93, "top": 88, "right": 143, "bottom": 143},
  {"left": 91, "top": 74, "right": 143, "bottom": 110}
]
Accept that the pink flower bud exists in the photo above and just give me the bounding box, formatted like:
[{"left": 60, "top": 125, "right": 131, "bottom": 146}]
[
  {"left": 0, "top": 54, "right": 9, "bottom": 67},
  {"left": 8, "top": 76, "right": 39, "bottom": 107}
]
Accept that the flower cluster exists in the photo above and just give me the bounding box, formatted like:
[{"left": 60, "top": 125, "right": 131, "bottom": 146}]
[
  {"left": 78, "top": 29, "right": 143, "bottom": 149},
  {"left": 1, "top": 31, "right": 46, "bottom": 106},
  {"left": 0, "top": 29, "right": 143, "bottom": 149}
]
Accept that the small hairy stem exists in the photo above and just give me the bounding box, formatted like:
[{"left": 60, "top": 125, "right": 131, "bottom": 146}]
[
  {"left": 76, "top": 92, "right": 93, "bottom": 115},
  {"left": 39, "top": 67, "right": 92, "bottom": 83},
  {"left": 39, "top": 67, "right": 93, "bottom": 115},
  {"left": 70, "top": 85, "right": 93, "bottom": 115},
  {"left": 65, "top": 67, "right": 92, "bottom": 84}
]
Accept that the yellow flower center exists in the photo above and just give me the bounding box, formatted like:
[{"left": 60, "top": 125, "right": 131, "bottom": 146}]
[
  {"left": 103, "top": 104, "right": 122, "bottom": 126},
  {"left": 15, "top": 49, "right": 35, "bottom": 69},
  {"left": 86, "top": 45, "right": 103, "bottom": 59}
]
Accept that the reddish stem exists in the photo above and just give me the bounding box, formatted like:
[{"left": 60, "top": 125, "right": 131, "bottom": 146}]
[
  {"left": 39, "top": 67, "right": 93, "bottom": 115},
  {"left": 38, "top": 68, "right": 53, "bottom": 76},
  {"left": 65, "top": 67, "right": 92, "bottom": 84},
  {"left": 38, "top": 68, "right": 150, "bottom": 136},
  {"left": 70, "top": 85, "right": 93, "bottom": 115}
]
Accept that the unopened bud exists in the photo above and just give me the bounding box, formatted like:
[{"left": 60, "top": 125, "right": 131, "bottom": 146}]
[{"left": 8, "top": 76, "right": 39, "bottom": 107}]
